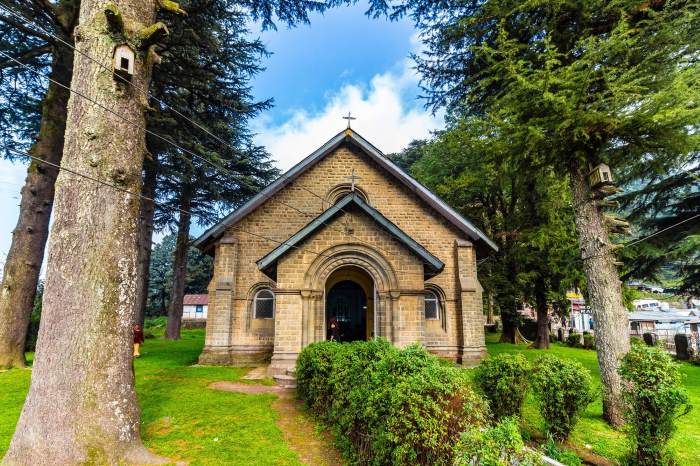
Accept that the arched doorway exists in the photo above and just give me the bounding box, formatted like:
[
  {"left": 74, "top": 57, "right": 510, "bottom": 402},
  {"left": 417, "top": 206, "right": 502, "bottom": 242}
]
[{"left": 325, "top": 266, "right": 374, "bottom": 342}]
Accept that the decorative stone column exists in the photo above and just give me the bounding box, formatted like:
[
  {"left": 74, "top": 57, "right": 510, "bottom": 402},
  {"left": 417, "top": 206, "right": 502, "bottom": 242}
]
[
  {"left": 199, "top": 237, "right": 237, "bottom": 364},
  {"left": 270, "top": 290, "right": 303, "bottom": 375},
  {"left": 455, "top": 239, "right": 487, "bottom": 366}
]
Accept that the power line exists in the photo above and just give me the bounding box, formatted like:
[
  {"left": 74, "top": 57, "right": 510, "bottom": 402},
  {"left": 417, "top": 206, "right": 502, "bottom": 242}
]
[
  {"left": 5, "top": 146, "right": 334, "bottom": 260},
  {"left": 477, "top": 212, "right": 700, "bottom": 270},
  {"left": 624, "top": 213, "right": 700, "bottom": 248},
  {"left": 0, "top": 6, "right": 390, "bottom": 254},
  {"left": 0, "top": 48, "right": 395, "bottom": 256},
  {"left": 0, "top": 4, "right": 370, "bottom": 235}
]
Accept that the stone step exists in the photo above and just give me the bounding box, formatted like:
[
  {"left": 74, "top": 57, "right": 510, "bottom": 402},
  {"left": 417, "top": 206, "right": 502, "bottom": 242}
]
[
  {"left": 273, "top": 373, "right": 297, "bottom": 389},
  {"left": 286, "top": 368, "right": 296, "bottom": 377}
]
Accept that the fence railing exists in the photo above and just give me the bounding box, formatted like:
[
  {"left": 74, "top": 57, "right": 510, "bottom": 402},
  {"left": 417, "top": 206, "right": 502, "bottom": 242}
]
[{"left": 629, "top": 330, "right": 700, "bottom": 356}]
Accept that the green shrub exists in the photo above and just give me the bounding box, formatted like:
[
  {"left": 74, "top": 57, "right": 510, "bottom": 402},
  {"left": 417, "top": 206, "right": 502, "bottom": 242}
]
[
  {"left": 473, "top": 354, "right": 530, "bottom": 419},
  {"left": 619, "top": 344, "right": 692, "bottom": 465},
  {"left": 582, "top": 333, "right": 595, "bottom": 350},
  {"left": 542, "top": 440, "right": 582, "bottom": 466},
  {"left": 296, "top": 340, "right": 487, "bottom": 465},
  {"left": 296, "top": 340, "right": 345, "bottom": 414},
  {"left": 454, "top": 418, "right": 543, "bottom": 466},
  {"left": 530, "top": 354, "right": 594, "bottom": 441},
  {"left": 566, "top": 331, "right": 581, "bottom": 348}
]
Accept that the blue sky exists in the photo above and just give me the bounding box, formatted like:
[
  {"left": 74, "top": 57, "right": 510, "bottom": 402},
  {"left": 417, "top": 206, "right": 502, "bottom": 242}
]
[{"left": 0, "top": 4, "right": 442, "bottom": 265}]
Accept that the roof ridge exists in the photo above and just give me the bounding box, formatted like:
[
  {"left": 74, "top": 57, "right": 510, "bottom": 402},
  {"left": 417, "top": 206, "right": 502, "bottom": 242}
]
[{"left": 194, "top": 129, "right": 497, "bottom": 252}]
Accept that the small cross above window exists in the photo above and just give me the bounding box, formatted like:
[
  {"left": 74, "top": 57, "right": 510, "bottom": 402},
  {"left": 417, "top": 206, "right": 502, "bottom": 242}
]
[{"left": 344, "top": 169, "right": 362, "bottom": 192}]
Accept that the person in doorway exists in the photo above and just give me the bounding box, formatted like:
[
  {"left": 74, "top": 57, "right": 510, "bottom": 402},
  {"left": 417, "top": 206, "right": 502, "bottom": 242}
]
[
  {"left": 133, "top": 324, "right": 144, "bottom": 357},
  {"left": 328, "top": 317, "right": 340, "bottom": 342}
]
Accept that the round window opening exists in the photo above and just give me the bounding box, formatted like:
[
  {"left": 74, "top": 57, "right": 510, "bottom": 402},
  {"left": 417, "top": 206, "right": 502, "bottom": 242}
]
[{"left": 326, "top": 183, "right": 369, "bottom": 206}]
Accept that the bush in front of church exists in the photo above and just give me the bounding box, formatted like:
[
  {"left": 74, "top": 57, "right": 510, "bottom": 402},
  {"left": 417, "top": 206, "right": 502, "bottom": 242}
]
[
  {"left": 473, "top": 353, "right": 530, "bottom": 420},
  {"left": 296, "top": 340, "right": 487, "bottom": 465},
  {"left": 295, "top": 340, "right": 346, "bottom": 414}
]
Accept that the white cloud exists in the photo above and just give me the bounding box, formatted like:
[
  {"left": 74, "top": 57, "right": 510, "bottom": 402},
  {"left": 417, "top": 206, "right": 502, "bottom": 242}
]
[
  {"left": 254, "top": 57, "right": 443, "bottom": 171},
  {"left": 0, "top": 158, "right": 27, "bottom": 268}
]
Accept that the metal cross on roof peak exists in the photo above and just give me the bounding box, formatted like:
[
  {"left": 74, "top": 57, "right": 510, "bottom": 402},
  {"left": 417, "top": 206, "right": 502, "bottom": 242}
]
[{"left": 342, "top": 111, "right": 356, "bottom": 129}]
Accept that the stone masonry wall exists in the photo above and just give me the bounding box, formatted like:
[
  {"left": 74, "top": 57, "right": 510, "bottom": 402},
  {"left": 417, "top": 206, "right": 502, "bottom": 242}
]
[{"left": 199, "top": 140, "right": 487, "bottom": 367}]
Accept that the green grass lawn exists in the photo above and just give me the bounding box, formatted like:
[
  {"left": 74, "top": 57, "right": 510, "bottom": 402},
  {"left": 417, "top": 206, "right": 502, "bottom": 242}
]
[
  {"left": 4, "top": 331, "right": 700, "bottom": 465},
  {"left": 0, "top": 329, "right": 302, "bottom": 465},
  {"left": 486, "top": 333, "right": 700, "bottom": 465}
]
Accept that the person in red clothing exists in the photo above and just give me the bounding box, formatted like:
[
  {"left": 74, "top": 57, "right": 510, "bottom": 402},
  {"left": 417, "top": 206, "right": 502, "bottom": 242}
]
[
  {"left": 328, "top": 317, "right": 340, "bottom": 342},
  {"left": 133, "top": 324, "right": 144, "bottom": 357}
]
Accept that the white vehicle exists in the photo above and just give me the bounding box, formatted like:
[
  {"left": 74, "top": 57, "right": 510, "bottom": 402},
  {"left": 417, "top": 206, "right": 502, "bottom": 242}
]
[{"left": 633, "top": 299, "right": 662, "bottom": 311}]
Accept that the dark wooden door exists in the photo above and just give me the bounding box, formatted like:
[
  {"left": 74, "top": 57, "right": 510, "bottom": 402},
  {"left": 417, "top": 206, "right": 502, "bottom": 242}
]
[{"left": 326, "top": 280, "right": 367, "bottom": 342}]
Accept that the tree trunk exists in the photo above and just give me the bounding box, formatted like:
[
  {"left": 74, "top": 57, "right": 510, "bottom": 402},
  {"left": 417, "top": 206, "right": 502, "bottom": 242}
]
[
  {"left": 486, "top": 291, "right": 494, "bottom": 325},
  {"left": 531, "top": 278, "right": 550, "bottom": 349},
  {"left": 568, "top": 158, "right": 630, "bottom": 427},
  {"left": 134, "top": 158, "right": 158, "bottom": 327},
  {"left": 3, "top": 1, "right": 170, "bottom": 463},
  {"left": 0, "top": 47, "right": 72, "bottom": 369},
  {"left": 499, "top": 295, "right": 518, "bottom": 344},
  {"left": 499, "top": 263, "right": 519, "bottom": 344},
  {"left": 165, "top": 185, "right": 192, "bottom": 340}
]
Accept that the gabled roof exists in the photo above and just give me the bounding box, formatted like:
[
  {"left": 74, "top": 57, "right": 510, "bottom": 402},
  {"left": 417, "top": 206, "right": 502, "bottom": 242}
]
[
  {"left": 257, "top": 193, "right": 445, "bottom": 280},
  {"left": 194, "top": 128, "right": 498, "bottom": 252},
  {"left": 183, "top": 294, "right": 208, "bottom": 305}
]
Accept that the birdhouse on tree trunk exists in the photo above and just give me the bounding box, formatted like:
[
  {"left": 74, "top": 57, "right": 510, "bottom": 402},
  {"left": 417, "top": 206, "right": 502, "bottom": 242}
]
[
  {"left": 113, "top": 44, "right": 135, "bottom": 80},
  {"left": 588, "top": 163, "right": 613, "bottom": 189}
]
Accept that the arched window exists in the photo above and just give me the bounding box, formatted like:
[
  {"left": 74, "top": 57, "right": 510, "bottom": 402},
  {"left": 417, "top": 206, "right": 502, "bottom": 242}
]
[
  {"left": 424, "top": 290, "right": 440, "bottom": 320},
  {"left": 254, "top": 288, "right": 275, "bottom": 319},
  {"left": 326, "top": 183, "right": 369, "bottom": 206}
]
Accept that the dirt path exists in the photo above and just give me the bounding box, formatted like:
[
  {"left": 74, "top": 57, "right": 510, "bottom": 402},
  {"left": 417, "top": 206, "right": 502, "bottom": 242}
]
[{"left": 209, "top": 381, "right": 343, "bottom": 466}]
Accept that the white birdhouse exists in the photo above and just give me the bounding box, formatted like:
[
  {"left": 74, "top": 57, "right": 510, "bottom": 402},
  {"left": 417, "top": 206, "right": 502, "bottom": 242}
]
[
  {"left": 113, "top": 44, "right": 135, "bottom": 80},
  {"left": 588, "top": 163, "right": 613, "bottom": 188}
]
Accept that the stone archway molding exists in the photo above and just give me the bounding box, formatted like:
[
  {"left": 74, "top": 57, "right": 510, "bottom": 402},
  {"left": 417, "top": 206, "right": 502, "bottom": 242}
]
[{"left": 303, "top": 243, "right": 399, "bottom": 293}]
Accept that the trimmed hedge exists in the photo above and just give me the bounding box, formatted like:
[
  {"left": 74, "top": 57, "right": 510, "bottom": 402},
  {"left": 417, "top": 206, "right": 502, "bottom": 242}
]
[
  {"left": 566, "top": 331, "right": 582, "bottom": 348},
  {"left": 296, "top": 340, "right": 487, "bottom": 465},
  {"left": 454, "top": 418, "right": 543, "bottom": 466},
  {"left": 619, "top": 343, "right": 691, "bottom": 465},
  {"left": 531, "top": 354, "right": 594, "bottom": 441},
  {"left": 474, "top": 353, "right": 530, "bottom": 419}
]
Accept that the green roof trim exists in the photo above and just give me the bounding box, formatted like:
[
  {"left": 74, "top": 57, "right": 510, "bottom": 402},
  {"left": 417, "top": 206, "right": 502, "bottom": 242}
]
[{"left": 256, "top": 193, "right": 445, "bottom": 279}]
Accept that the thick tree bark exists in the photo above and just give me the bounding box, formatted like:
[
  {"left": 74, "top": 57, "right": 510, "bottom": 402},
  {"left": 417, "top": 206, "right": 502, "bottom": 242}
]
[
  {"left": 134, "top": 158, "right": 158, "bottom": 326},
  {"left": 0, "top": 47, "right": 72, "bottom": 369},
  {"left": 486, "top": 291, "right": 494, "bottom": 325},
  {"left": 569, "top": 158, "right": 630, "bottom": 427},
  {"left": 499, "top": 296, "right": 517, "bottom": 344},
  {"left": 3, "top": 1, "right": 170, "bottom": 464},
  {"left": 165, "top": 185, "right": 192, "bottom": 340},
  {"left": 499, "top": 263, "right": 519, "bottom": 344},
  {"left": 531, "top": 277, "right": 550, "bottom": 349}
]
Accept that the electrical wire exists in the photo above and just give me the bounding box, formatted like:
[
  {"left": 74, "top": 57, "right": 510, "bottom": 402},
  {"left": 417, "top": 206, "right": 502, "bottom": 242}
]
[
  {"left": 0, "top": 3, "right": 376, "bottom": 241},
  {"left": 0, "top": 47, "right": 395, "bottom": 256},
  {"left": 5, "top": 146, "right": 334, "bottom": 259}
]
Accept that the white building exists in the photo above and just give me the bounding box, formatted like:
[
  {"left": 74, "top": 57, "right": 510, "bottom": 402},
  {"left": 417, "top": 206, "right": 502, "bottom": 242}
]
[{"left": 182, "top": 294, "right": 208, "bottom": 321}]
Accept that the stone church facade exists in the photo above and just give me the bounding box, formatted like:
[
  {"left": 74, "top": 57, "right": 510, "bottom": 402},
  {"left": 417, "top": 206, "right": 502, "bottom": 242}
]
[{"left": 195, "top": 129, "right": 497, "bottom": 374}]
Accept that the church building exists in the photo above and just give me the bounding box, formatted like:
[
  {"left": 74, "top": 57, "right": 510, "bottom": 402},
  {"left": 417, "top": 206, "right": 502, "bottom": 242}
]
[{"left": 194, "top": 128, "right": 498, "bottom": 374}]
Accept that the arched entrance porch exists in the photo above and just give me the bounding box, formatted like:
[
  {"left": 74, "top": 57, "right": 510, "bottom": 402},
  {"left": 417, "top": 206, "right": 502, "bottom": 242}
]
[{"left": 325, "top": 266, "right": 375, "bottom": 342}]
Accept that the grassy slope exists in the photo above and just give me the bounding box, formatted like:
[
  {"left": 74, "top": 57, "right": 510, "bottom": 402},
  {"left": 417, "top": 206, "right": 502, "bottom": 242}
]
[
  {"left": 0, "top": 330, "right": 301, "bottom": 466},
  {"left": 486, "top": 333, "right": 700, "bottom": 465}
]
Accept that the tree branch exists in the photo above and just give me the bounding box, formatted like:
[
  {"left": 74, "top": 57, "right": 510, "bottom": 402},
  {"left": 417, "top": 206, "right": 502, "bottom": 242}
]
[
  {"left": 0, "top": 13, "right": 54, "bottom": 43},
  {"left": 31, "top": 0, "right": 60, "bottom": 26},
  {"left": 0, "top": 43, "right": 52, "bottom": 69}
]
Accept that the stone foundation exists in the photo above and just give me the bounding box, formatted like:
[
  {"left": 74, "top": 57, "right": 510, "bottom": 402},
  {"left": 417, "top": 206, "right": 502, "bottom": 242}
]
[
  {"left": 458, "top": 345, "right": 487, "bottom": 367},
  {"left": 198, "top": 345, "right": 272, "bottom": 366},
  {"left": 270, "top": 351, "right": 299, "bottom": 376}
]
